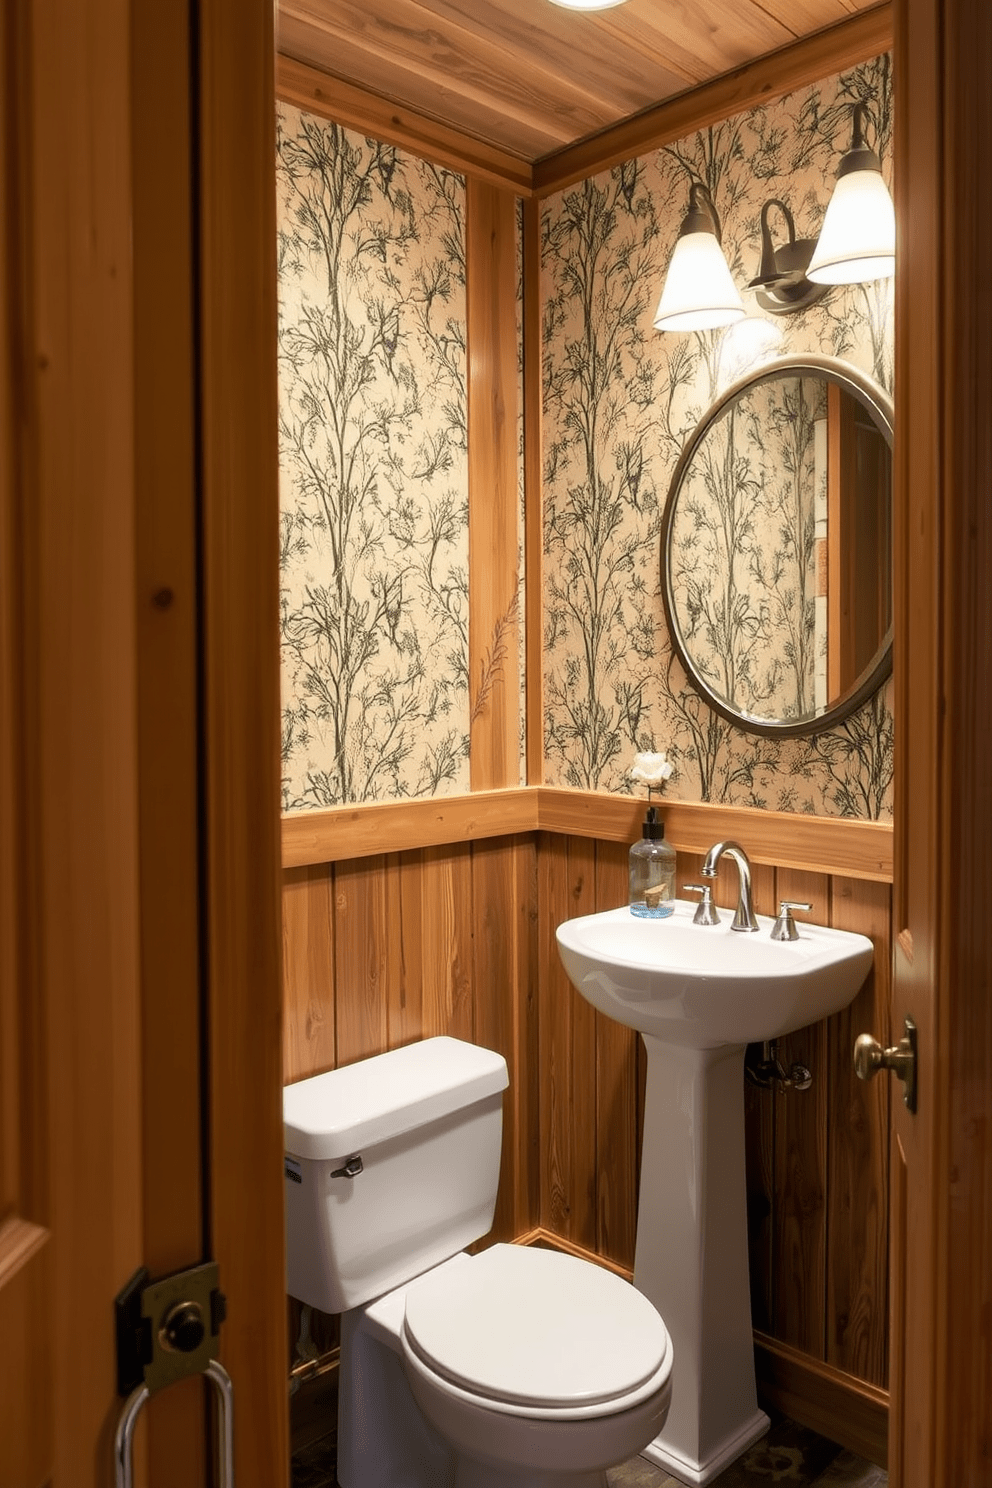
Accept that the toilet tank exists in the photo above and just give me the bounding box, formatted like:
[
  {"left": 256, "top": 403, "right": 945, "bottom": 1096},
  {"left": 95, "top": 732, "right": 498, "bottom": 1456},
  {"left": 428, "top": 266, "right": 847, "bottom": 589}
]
[{"left": 284, "top": 1036, "right": 509, "bottom": 1314}]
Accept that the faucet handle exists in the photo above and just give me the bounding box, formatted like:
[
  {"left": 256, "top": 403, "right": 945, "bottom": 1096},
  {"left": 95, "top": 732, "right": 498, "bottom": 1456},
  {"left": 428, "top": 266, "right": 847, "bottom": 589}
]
[
  {"left": 683, "top": 883, "right": 720, "bottom": 927},
  {"left": 771, "top": 900, "right": 812, "bottom": 942}
]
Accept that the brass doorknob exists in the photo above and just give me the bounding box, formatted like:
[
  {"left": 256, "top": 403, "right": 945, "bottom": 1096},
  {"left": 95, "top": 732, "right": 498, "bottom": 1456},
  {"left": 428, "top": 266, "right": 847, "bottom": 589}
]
[{"left": 853, "top": 1014, "right": 917, "bottom": 1113}]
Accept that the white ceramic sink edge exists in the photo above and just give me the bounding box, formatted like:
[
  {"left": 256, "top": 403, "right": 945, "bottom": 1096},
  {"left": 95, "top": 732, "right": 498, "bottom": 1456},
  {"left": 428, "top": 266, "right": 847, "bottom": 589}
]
[{"left": 555, "top": 900, "right": 874, "bottom": 1049}]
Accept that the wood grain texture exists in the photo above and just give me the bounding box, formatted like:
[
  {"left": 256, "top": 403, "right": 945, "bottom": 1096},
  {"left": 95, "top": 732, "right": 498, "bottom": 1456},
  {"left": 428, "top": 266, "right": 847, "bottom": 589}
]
[
  {"left": 282, "top": 787, "right": 536, "bottom": 865},
  {"left": 275, "top": 54, "right": 533, "bottom": 192},
  {"left": 468, "top": 180, "right": 522, "bottom": 791},
  {"left": 14, "top": 0, "right": 146, "bottom": 1475},
  {"left": 131, "top": 5, "right": 210, "bottom": 1473},
  {"left": 473, "top": 836, "right": 537, "bottom": 1241},
  {"left": 282, "top": 866, "right": 337, "bottom": 1082},
  {"left": 593, "top": 842, "right": 638, "bottom": 1269},
  {"left": 333, "top": 855, "right": 393, "bottom": 1065},
  {"left": 890, "top": 0, "right": 945, "bottom": 1480},
  {"left": 754, "top": 1333, "right": 889, "bottom": 1466},
  {"left": 523, "top": 194, "right": 544, "bottom": 786},
  {"left": 283, "top": 786, "right": 894, "bottom": 878},
  {"left": 826, "top": 876, "right": 890, "bottom": 1386},
  {"left": 277, "top": 0, "right": 883, "bottom": 164},
  {"left": 0, "top": 1221, "right": 52, "bottom": 1488},
  {"left": 895, "top": 0, "right": 992, "bottom": 1478},
  {"left": 533, "top": 5, "right": 892, "bottom": 195},
  {"left": 772, "top": 868, "right": 830, "bottom": 1358},
  {"left": 939, "top": 0, "right": 992, "bottom": 1461},
  {"left": 198, "top": 0, "right": 289, "bottom": 1480}
]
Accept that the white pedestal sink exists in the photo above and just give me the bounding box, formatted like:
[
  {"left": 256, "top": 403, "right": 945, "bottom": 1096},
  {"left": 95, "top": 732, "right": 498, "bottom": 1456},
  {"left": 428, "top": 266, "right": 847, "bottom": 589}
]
[{"left": 556, "top": 900, "right": 873, "bottom": 1486}]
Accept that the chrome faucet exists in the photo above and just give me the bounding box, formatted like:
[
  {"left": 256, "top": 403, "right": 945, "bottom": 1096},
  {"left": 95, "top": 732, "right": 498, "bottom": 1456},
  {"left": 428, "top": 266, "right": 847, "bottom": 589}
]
[{"left": 701, "top": 841, "right": 759, "bottom": 932}]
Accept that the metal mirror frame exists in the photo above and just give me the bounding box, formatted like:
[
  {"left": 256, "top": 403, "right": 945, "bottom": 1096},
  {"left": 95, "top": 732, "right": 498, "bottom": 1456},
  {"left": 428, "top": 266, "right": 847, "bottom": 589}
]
[{"left": 660, "top": 354, "right": 894, "bottom": 739}]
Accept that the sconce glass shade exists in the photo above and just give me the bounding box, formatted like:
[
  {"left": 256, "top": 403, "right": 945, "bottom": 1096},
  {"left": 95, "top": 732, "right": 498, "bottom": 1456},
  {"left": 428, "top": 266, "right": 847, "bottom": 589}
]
[
  {"left": 654, "top": 184, "right": 745, "bottom": 333},
  {"left": 807, "top": 103, "right": 895, "bottom": 285},
  {"left": 654, "top": 233, "right": 746, "bottom": 331},
  {"left": 806, "top": 169, "right": 895, "bottom": 283}
]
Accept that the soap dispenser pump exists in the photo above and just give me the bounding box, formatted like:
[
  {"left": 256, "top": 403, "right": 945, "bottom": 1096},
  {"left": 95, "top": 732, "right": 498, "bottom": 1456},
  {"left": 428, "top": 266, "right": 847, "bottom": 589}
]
[{"left": 629, "top": 805, "right": 676, "bottom": 918}]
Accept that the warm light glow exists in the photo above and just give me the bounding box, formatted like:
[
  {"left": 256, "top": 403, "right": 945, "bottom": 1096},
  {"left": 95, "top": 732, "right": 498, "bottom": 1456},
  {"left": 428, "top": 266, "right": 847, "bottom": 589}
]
[
  {"left": 653, "top": 232, "right": 746, "bottom": 333},
  {"left": 715, "top": 318, "right": 784, "bottom": 391},
  {"left": 547, "top": 0, "right": 630, "bottom": 8},
  {"left": 807, "top": 168, "right": 895, "bottom": 284}
]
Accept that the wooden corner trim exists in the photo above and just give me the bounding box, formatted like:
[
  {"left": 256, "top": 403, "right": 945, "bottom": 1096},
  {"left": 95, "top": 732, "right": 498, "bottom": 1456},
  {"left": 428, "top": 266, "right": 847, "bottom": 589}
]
[
  {"left": 532, "top": 4, "right": 893, "bottom": 198},
  {"left": 276, "top": 54, "right": 534, "bottom": 195},
  {"left": 281, "top": 786, "right": 893, "bottom": 880}
]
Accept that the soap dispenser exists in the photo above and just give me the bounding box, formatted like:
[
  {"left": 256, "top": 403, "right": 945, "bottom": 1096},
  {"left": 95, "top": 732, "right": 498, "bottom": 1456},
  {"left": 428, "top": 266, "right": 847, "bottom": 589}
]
[{"left": 629, "top": 805, "right": 676, "bottom": 918}]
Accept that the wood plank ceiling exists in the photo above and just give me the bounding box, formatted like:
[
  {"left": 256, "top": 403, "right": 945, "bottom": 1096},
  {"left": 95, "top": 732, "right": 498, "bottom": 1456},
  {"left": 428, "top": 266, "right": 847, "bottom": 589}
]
[{"left": 276, "top": 0, "right": 882, "bottom": 162}]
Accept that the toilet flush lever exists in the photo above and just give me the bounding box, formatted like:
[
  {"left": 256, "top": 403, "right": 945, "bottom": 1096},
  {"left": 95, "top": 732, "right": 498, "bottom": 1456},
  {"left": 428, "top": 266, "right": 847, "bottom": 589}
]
[{"left": 331, "top": 1155, "right": 364, "bottom": 1179}]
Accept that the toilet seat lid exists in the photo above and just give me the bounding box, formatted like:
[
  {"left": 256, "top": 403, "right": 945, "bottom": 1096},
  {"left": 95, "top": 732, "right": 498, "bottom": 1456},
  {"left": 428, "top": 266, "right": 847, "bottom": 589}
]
[{"left": 402, "top": 1245, "right": 671, "bottom": 1409}]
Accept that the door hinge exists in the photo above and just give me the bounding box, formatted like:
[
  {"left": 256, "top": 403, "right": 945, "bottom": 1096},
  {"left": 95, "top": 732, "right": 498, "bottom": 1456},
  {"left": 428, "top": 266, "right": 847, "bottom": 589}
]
[{"left": 115, "top": 1261, "right": 227, "bottom": 1396}]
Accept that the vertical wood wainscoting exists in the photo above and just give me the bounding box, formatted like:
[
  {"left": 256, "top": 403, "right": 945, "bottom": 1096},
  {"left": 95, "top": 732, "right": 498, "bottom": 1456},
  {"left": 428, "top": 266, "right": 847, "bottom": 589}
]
[{"left": 282, "top": 812, "right": 890, "bottom": 1465}]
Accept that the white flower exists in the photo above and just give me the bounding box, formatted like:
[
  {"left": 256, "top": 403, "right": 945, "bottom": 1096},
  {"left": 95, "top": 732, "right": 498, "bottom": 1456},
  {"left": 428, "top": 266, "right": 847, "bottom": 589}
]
[{"left": 630, "top": 751, "right": 674, "bottom": 787}]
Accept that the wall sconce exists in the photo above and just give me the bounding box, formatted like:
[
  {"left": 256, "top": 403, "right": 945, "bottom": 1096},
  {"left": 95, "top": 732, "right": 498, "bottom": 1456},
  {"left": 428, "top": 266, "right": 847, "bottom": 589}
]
[
  {"left": 655, "top": 98, "right": 894, "bottom": 331},
  {"left": 747, "top": 199, "right": 830, "bottom": 316},
  {"left": 653, "top": 183, "right": 745, "bottom": 333},
  {"left": 806, "top": 102, "right": 895, "bottom": 284}
]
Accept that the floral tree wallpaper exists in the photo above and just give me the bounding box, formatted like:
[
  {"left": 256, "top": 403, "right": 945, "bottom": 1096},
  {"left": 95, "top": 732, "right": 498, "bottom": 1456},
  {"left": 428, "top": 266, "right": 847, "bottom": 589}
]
[
  {"left": 277, "top": 106, "right": 470, "bottom": 809},
  {"left": 542, "top": 55, "right": 894, "bottom": 819},
  {"left": 668, "top": 374, "right": 827, "bottom": 724}
]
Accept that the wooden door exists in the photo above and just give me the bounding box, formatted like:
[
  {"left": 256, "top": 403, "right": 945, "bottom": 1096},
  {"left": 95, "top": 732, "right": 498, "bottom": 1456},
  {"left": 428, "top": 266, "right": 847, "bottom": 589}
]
[
  {"left": 0, "top": 0, "right": 287, "bottom": 1483},
  {"left": 892, "top": 0, "right": 992, "bottom": 1481}
]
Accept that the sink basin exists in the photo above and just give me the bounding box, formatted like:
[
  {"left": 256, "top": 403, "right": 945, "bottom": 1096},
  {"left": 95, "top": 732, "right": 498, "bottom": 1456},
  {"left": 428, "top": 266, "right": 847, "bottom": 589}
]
[
  {"left": 555, "top": 896, "right": 874, "bottom": 1485},
  {"left": 556, "top": 900, "right": 874, "bottom": 1050}
]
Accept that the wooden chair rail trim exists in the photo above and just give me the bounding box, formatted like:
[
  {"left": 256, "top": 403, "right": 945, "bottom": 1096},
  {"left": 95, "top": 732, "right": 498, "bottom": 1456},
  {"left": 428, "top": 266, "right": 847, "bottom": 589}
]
[
  {"left": 282, "top": 786, "right": 894, "bottom": 880},
  {"left": 538, "top": 789, "right": 894, "bottom": 880},
  {"left": 281, "top": 787, "right": 538, "bottom": 867},
  {"left": 532, "top": 4, "right": 893, "bottom": 198},
  {"left": 276, "top": 55, "right": 534, "bottom": 195},
  {"left": 754, "top": 1332, "right": 889, "bottom": 1468}
]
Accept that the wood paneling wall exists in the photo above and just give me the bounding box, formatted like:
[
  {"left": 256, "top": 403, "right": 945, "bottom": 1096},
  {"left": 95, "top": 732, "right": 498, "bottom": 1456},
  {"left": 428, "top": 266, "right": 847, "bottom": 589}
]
[
  {"left": 283, "top": 826, "right": 891, "bottom": 1460},
  {"left": 283, "top": 835, "right": 540, "bottom": 1247}
]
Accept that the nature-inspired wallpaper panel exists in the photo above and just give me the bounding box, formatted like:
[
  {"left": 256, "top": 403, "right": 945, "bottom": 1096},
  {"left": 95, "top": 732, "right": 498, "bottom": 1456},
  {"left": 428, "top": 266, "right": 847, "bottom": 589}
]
[
  {"left": 542, "top": 55, "right": 894, "bottom": 820},
  {"left": 277, "top": 105, "right": 470, "bottom": 809},
  {"left": 668, "top": 374, "right": 826, "bottom": 725}
]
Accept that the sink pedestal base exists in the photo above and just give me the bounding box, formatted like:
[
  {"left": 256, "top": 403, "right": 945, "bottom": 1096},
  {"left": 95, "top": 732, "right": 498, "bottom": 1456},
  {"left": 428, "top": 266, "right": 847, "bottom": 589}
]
[{"left": 633, "top": 1035, "right": 769, "bottom": 1486}]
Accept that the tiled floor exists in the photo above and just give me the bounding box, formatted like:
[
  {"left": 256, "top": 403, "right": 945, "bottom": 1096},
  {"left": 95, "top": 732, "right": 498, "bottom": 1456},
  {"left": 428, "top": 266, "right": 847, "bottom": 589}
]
[{"left": 290, "top": 1375, "right": 887, "bottom": 1488}]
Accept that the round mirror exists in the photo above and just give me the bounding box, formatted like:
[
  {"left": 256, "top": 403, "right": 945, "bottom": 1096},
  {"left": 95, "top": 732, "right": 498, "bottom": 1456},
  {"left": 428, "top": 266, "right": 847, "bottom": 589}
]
[{"left": 661, "top": 355, "right": 892, "bottom": 738}]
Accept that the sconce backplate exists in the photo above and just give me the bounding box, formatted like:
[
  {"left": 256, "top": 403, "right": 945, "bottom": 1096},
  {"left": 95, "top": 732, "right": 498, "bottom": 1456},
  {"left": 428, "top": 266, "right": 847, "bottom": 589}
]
[{"left": 752, "top": 238, "right": 831, "bottom": 316}]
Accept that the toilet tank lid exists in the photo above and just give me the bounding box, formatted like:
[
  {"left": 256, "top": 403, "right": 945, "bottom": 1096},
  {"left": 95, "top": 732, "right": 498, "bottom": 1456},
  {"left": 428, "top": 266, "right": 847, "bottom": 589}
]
[{"left": 283, "top": 1037, "right": 509, "bottom": 1161}]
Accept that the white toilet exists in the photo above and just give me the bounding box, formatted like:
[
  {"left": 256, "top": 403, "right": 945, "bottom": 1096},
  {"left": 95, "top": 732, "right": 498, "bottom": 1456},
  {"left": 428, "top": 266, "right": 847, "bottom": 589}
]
[{"left": 284, "top": 1035, "right": 674, "bottom": 1488}]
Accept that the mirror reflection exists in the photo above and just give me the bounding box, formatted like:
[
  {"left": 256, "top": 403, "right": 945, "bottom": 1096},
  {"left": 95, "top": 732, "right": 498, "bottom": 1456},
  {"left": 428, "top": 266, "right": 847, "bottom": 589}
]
[{"left": 662, "top": 357, "right": 893, "bottom": 737}]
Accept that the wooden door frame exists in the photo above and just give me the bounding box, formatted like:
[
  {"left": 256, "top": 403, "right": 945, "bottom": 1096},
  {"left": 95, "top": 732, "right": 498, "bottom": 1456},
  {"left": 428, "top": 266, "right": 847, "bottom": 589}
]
[
  {"left": 893, "top": 0, "right": 992, "bottom": 1482},
  {"left": 197, "top": 0, "right": 288, "bottom": 1480},
  {"left": 1, "top": 0, "right": 287, "bottom": 1481}
]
